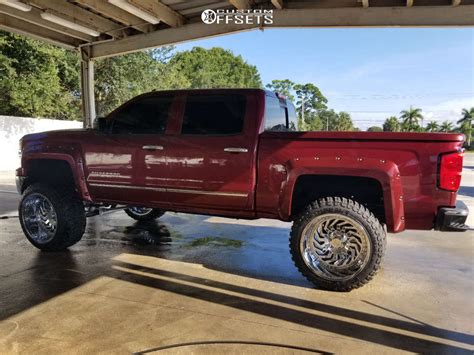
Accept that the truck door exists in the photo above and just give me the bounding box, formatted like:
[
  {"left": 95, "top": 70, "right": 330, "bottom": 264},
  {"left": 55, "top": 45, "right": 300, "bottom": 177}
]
[
  {"left": 85, "top": 94, "right": 173, "bottom": 205},
  {"left": 157, "top": 92, "right": 259, "bottom": 211}
]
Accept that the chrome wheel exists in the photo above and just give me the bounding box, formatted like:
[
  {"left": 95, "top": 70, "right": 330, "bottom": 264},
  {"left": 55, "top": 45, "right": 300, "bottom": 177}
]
[
  {"left": 299, "top": 213, "right": 371, "bottom": 282},
  {"left": 21, "top": 192, "right": 58, "bottom": 244},
  {"left": 128, "top": 207, "right": 153, "bottom": 216}
]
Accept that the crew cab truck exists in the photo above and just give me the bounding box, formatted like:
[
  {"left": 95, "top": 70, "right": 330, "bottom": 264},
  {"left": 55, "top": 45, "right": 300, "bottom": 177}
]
[{"left": 16, "top": 89, "right": 468, "bottom": 291}]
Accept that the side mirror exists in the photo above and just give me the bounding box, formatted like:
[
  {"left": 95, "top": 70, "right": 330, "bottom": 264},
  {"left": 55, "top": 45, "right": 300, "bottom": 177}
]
[{"left": 93, "top": 116, "right": 108, "bottom": 132}]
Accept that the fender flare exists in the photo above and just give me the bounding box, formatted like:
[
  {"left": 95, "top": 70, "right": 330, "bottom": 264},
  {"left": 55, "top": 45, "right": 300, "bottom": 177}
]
[
  {"left": 280, "top": 156, "right": 405, "bottom": 232},
  {"left": 21, "top": 152, "right": 92, "bottom": 202}
]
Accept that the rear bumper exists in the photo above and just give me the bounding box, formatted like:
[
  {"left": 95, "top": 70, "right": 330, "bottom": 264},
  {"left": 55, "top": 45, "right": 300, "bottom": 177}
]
[{"left": 435, "top": 201, "right": 469, "bottom": 232}]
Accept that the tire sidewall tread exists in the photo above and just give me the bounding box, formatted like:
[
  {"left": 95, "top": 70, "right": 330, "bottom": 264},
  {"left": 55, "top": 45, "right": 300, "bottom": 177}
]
[
  {"left": 124, "top": 208, "right": 165, "bottom": 221},
  {"left": 290, "top": 197, "right": 386, "bottom": 291},
  {"left": 19, "top": 183, "right": 86, "bottom": 251}
]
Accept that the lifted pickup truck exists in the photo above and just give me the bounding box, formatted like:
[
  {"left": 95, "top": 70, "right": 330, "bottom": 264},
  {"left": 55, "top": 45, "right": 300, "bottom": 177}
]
[{"left": 16, "top": 89, "right": 468, "bottom": 291}]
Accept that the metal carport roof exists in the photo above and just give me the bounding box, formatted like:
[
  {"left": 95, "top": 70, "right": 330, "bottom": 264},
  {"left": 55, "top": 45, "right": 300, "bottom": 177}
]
[{"left": 1, "top": 0, "right": 473, "bottom": 126}]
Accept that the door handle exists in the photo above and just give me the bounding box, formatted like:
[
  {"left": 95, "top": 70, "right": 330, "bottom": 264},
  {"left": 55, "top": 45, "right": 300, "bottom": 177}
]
[
  {"left": 142, "top": 145, "right": 164, "bottom": 151},
  {"left": 224, "top": 147, "right": 248, "bottom": 153}
]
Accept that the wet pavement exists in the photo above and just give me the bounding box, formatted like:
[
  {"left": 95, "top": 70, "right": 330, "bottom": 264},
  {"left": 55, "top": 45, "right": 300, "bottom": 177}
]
[{"left": 0, "top": 157, "right": 473, "bottom": 354}]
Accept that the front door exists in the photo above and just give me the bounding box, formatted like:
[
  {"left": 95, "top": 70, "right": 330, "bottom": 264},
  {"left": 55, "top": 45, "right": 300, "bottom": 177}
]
[{"left": 85, "top": 93, "right": 174, "bottom": 206}]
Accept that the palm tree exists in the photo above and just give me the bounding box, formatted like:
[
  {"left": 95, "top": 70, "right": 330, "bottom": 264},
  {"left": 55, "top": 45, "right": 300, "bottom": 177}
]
[
  {"left": 400, "top": 106, "right": 424, "bottom": 132},
  {"left": 440, "top": 121, "right": 453, "bottom": 133},
  {"left": 426, "top": 121, "right": 439, "bottom": 132},
  {"left": 457, "top": 107, "right": 473, "bottom": 147}
]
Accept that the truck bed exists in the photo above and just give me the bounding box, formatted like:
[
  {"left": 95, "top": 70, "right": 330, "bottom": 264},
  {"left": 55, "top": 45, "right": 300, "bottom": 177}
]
[{"left": 256, "top": 131, "right": 465, "bottom": 232}]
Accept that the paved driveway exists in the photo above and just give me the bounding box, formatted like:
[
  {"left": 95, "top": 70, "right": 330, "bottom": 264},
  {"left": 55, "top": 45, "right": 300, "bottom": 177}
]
[{"left": 0, "top": 155, "right": 472, "bottom": 354}]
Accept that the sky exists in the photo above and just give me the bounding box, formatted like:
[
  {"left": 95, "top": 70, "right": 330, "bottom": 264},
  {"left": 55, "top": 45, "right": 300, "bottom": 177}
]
[{"left": 174, "top": 28, "right": 474, "bottom": 130}]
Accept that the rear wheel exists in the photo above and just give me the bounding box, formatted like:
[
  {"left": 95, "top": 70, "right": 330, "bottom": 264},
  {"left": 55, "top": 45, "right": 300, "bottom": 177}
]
[
  {"left": 19, "top": 183, "right": 86, "bottom": 251},
  {"left": 290, "top": 197, "right": 386, "bottom": 291},
  {"left": 124, "top": 207, "right": 165, "bottom": 221}
]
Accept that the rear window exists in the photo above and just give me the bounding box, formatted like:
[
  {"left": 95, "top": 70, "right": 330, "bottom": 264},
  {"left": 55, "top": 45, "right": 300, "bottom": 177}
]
[
  {"left": 182, "top": 94, "right": 246, "bottom": 135},
  {"left": 287, "top": 102, "right": 297, "bottom": 131},
  {"left": 265, "top": 96, "right": 288, "bottom": 131},
  {"left": 111, "top": 95, "right": 172, "bottom": 134}
]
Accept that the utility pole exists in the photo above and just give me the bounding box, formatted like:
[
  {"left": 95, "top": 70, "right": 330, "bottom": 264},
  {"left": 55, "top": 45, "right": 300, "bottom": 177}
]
[{"left": 301, "top": 96, "right": 305, "bottom": 130}]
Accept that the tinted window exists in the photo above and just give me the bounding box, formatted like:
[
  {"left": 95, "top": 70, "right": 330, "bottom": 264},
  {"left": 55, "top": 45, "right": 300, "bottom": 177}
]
[
  {"left": 111, "top": 96, "right": 172, "bottom": 134},
  {"left": 265, "top": 96, "right": 287, "bottom": 131},
  {"left": 182, "top": 94, "right": 246, "bottom": 135},
  {"left": 287, "top": 101, "right": 297, "bottom": 131}
]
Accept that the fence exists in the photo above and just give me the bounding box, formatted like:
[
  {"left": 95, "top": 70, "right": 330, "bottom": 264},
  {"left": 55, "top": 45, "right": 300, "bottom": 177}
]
[{"left": 0, "top": 116, "right": 83, "bottom": 171}]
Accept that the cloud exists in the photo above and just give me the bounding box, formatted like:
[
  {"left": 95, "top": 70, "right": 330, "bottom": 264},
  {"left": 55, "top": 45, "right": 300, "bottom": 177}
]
[{"left": 423, "top": 97, "right": 474, "bottom": 123}]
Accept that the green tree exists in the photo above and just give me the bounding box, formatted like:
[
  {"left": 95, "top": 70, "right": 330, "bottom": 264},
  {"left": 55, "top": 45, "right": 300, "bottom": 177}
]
[
  {"left": 301, "top": 109, "right": 355, "bottom": 132},
  {"left": 317, "top": 109, "right": 337, "bottom": 131},
  {"left": 367, "top": 126, "right": 383, "bottom": 132},
  {"left": 400, "top": 106, "right": 424, "bottom": 132},
  {"left": 0, "top": 31, "right": 81, "bottom": 120},
  {"left": 170, "top": 47, "right": 261, "bottom": 89},
  {"left": 1, "top": 35, "right": 264, "bottom": 119},
  {"left": 457, "top": 108, "right": 473, "bottom": 147},
  {"left": 332, "top": 111, "right": 354, "bottom": 131},
  {"left": 383, "top": 116, "right": 401, "bottom": 132},
  {"left": 440, "top": 120, "right": 453, "bottom": 132},
  {"left": 425, "top": 121, "right": 439, "bottom": 132},
  {"left": 265, "top": 79, "right": 295, "bottom": 101},
  {"left": 302, "top": 110, "right": 324, "bottom": 131},
  {"left": 94, "top": 47, "right": 189, "bottom": 116},
  {"left": 294, "top": 83, "right": 328, "bottom": 130}
]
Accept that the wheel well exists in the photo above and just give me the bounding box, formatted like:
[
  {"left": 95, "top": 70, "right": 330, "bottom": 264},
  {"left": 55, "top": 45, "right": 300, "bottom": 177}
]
[
  {"left": 23, "top": 159, "right": 76, "bottom": 193},
  {"left": 291, "top": 175, "right": 385, "bottom": 223}
]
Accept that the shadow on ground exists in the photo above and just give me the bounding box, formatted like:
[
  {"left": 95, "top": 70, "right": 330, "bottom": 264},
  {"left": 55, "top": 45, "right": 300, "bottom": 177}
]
[{"left": 1, "top": 210, "right": 473, "bottom": 353}]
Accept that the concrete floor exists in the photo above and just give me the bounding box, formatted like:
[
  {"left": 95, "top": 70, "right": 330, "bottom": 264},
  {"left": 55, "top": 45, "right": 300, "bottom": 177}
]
[{"left": 0, "top": 156, "right": 473, "bottom": 354}]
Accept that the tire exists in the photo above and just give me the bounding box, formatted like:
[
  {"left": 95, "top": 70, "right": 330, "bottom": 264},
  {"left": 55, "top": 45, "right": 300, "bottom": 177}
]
[
  {"left": 290, "top": 197, "right": 386, "bottom": 291},
  {"left": 19, "top": 183, "right": 86, "bottom": 251},
  {"left": 124, "top": 207, "right": 165, "bottom": 221}
]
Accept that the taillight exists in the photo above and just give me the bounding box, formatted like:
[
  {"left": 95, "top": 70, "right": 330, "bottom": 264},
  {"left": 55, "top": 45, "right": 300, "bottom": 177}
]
[{"left": 438, "top": 151, "right": 463, "bottom": 191}]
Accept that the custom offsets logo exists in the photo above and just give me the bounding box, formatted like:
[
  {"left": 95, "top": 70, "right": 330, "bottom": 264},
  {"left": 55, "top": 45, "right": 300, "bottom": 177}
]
[{"left": 201, "top": 9, "right": 273, "bottom": 25}]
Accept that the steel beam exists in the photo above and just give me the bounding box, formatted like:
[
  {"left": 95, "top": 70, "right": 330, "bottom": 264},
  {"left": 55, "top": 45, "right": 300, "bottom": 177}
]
[
  {"left": 72, "top": 0, "right": 154, "bottom": 33},
  {"left": 271, "top": 0, "right": 284, "bottom": 10},
  {"left": 126, "top": 0, "right": 185, "bottom": 27},
  {"left": 80, "top": 47, "right": 96, "bottom": 129},
  {"left": 0, "top": 4, "right": 95, "bottom": 42},
  {"left": 0, "top": 13, "right": 80, "bottom": 49},
  {"left": 229, "top": 0, "right": 251, "bottom": 9},
  {"left": 90, "top": 5, "right": 474, "bottom": 59},
  {"left": 27, "top": 0, "right": 127, "bottom": 38}
]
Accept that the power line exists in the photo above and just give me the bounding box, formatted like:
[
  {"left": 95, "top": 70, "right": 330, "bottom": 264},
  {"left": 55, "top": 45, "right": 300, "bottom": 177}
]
[{"left": 329, "top": 93, "right": 474, "bottom": 100}]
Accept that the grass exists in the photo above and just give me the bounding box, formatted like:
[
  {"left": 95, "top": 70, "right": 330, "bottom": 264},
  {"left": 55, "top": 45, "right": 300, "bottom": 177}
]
[{"left": 188, "top": 236, "right": 243, "bottom": 248}]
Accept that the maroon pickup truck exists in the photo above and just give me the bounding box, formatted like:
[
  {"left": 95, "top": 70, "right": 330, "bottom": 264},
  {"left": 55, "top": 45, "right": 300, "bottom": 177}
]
[{"left": 16, "top": 89, "right": 468, "bottom": 291}]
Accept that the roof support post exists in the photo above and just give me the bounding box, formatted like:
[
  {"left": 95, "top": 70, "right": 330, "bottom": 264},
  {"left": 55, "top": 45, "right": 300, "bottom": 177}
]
[{"left": 80, "top": 47, "right": 96, "bottom": 129}]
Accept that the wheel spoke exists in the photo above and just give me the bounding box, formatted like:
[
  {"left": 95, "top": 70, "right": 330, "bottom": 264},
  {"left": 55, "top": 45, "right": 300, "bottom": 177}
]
[
  {"left": 21, "top": 193, "right": 58, "bottom": 244},
  {"left": 300, "top": 213, "right": 371, "bottom": 282}
]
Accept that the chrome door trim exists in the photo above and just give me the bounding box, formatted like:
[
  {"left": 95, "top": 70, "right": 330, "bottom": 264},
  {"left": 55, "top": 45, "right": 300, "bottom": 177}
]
[
  {"left": 88, "top": 183, "right": 248, "bottom": 197},
  {"left": 223, "top": 147, "right": 248, "bottom": 153},
  {"left": 142, "top": 145, "right": 164, "bottom": 150}
]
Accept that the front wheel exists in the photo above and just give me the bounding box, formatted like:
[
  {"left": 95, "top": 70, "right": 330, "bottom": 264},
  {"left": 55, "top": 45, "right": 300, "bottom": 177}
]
[
  {"left": 19, "top": 183, "right": 86, "bottom": 251},
  {"left": 290, "top": 197, "right": 386, "bottom": 291},
  {"left": 124, "top": 207, "right": 165, "bottom": 221}
]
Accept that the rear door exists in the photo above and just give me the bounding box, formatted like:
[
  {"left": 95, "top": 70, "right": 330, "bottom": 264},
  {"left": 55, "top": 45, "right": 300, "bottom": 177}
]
[{"left": 157, "top": 92, "right": 259, "bottom": 211}]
